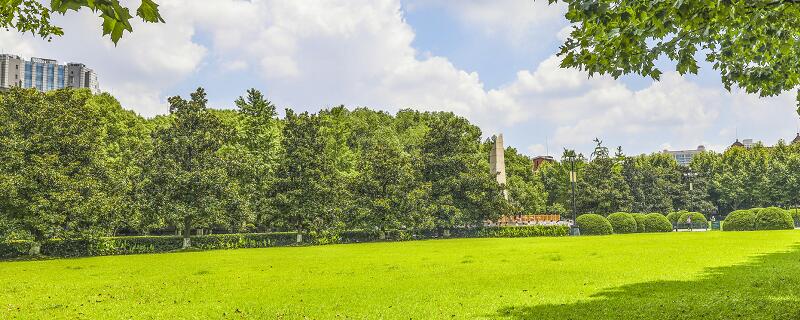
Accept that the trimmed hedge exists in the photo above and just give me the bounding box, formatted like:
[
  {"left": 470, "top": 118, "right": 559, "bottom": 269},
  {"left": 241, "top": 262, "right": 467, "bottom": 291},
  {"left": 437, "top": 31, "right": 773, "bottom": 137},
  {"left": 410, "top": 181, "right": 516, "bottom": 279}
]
[
  {"left": 630, "top": 213, "right": 646, "bottom": 233},
  {"left": 477, "top": 225, "right": 569, "bottom": 238},
  {"left": 576, "top": 214, "right": 613, "bottom": 235},
  {"left": 643, "top": 213, "right": 672, "bottom": 233},
  {"left": 0, "top": 225, "right": 569, "bottom": 259},
  {"left": 723, "top": 210, "right": 757, "bottom": 231},
  {"left": 754, "top": 207, "right": 794, "bottom": 230},
  {"left": 0, "top": 241, "right": 31, "bottom": 259},
  {"left": 678, "top": 212, "right": 708, "bottom": 228},
  {"left": 666, "top": 211, "right": 685, "bottom": 225},
  {"left": 607, "top": 212, "right": 637, "bottom": 234}
]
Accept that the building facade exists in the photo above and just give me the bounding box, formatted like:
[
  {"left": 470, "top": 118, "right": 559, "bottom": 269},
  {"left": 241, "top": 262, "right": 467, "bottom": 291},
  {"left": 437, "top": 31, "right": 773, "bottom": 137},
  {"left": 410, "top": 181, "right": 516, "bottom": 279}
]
[
  {"left": 663, "top": 145, "right": 706, "bottom": 166},
  {"left": 0, "top": 54, "right": 99, "bottom": 94}
]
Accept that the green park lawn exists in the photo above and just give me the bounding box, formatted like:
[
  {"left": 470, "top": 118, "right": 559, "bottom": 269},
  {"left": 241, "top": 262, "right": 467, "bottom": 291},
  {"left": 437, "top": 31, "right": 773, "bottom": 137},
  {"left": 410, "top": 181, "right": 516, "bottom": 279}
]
[{"left": 2, "top": 231, "right": 800, "bottom": 319}]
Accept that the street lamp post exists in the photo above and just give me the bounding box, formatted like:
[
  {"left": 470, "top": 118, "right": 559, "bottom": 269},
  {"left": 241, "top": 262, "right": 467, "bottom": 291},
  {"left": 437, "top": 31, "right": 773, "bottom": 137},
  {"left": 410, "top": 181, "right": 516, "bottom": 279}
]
[{"left": 568, "top": 154, "right": 579, "bottom": 236}]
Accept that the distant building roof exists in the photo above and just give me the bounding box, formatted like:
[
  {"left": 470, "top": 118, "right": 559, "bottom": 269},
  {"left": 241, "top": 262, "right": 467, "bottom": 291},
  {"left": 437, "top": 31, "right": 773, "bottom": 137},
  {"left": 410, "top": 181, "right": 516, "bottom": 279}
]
[
  {"left": 793, "top": 133, "right": 800, "bottom": 145},
  {"left": 730, "top": 139, "right": 745, "bottom": 148},
  {"left": 531, "top": 156, "right": 555, "bottom": 172}
]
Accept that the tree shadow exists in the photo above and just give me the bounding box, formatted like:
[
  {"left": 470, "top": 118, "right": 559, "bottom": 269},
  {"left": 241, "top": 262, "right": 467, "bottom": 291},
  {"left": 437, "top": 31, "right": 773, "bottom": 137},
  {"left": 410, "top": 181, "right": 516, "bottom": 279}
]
[{"left": 495, "top": 245, "right": 800, "bottom": 319}]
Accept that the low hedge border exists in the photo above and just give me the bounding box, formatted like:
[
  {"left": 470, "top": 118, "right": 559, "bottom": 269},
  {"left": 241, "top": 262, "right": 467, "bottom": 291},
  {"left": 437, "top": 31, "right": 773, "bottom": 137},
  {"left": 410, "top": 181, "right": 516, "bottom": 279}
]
[{"left": 0, "top": 225, "right": 568, "bottom": 259}]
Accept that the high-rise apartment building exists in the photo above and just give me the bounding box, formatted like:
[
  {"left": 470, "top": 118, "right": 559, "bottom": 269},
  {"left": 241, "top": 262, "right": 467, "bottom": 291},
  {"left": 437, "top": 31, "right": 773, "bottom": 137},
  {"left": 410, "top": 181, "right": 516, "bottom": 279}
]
[{"left": 0, "top": 54, "right": 99, "bottom": 94}]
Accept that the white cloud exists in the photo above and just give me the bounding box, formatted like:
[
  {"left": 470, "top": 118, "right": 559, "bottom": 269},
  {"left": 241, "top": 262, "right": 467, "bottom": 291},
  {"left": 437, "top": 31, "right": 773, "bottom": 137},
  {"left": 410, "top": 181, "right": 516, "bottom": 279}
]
[{"left": 2, "top": 0, "right": 797, "bottom": 156}]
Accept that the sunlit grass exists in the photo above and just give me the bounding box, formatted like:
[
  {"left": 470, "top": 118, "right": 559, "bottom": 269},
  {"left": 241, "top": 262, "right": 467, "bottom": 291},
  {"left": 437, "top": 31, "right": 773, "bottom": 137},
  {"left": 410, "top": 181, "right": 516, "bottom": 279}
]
[{"left": 2, "top": 231, "right": 800, "bottom": 319}]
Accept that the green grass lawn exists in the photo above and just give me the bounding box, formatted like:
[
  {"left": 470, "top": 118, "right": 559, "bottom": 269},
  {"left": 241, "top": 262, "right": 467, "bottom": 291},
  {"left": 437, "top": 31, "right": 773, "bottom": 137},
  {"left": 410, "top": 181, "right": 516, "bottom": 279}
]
[{"left": 2, "top": 231, "right": 800, "bottom": 319}]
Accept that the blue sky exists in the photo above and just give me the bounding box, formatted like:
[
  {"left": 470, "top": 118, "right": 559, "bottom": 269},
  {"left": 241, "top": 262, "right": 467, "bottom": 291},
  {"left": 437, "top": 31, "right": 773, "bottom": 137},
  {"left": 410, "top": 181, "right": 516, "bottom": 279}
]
[{"left": 3, "top": 0, "right": 799, "bottom": 157}]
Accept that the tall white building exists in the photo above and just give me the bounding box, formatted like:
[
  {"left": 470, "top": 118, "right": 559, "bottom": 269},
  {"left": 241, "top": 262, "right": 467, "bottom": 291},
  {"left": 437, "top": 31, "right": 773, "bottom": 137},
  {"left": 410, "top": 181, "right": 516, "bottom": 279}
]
[{"left": 0, "top": 54, "right": 99, "bottom": 94}]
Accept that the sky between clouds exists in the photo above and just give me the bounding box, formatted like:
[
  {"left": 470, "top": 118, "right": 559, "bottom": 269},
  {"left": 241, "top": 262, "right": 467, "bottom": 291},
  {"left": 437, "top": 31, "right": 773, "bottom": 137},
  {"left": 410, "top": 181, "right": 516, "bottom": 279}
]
[{"left": 2, "top": 0, "right": 800, "bottom": 157}]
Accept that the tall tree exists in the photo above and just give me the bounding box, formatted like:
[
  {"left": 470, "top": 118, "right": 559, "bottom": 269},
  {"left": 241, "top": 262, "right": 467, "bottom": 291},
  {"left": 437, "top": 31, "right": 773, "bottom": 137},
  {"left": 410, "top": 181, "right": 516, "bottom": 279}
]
[
  {"left": 234, "top": 89, "right": 281, "bottom": 231},
  {"left": 0, "top": 88, "right": 119, "bottom": 253},
  {"left": 272, "top": 110, "right": 337, "bottom": 239},
  {"left": 352, "top": 127, "right": 415, "bottom": 236},
  {"left": 547, "top": 0, "right": 800, "bottom": 113},
  {"left": 578, "top": 139, "right": 633, "bottom": 214},
  {"left": 140, "top": 88, "right": 230, "bottom": 248}
]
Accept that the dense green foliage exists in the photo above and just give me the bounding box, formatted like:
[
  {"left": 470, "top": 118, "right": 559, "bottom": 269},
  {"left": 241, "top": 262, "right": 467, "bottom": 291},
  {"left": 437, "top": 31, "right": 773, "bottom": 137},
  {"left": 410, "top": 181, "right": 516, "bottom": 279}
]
[
  {"left": 754, "top": 207, "right": 794, "bottom": 230},
  {"left": 0, "top": 88, "right": 513, "bottom": 248},
  {"left": 723, "top": 210, "right": 758, "bottom": 231},
  {"left": 540, "top": 139, "right": 800, "bottom": 217},
  {"left": 576, "top": 214, "right": 613, "bottom": 235},
  {"left": 607, "top": 212, "right": 637, "bottom": 234},
  {"left": 3, "top": 231, "right": 800, "bottom": 319},
  {"left": 548, "top": 0, "right": 800, "bottom": 113},
  {"left": 642, "top": 213, "right": 672, "bottom": 233},
  {"left": 1, "top": 0, "right": 164, "bottom": 43}
]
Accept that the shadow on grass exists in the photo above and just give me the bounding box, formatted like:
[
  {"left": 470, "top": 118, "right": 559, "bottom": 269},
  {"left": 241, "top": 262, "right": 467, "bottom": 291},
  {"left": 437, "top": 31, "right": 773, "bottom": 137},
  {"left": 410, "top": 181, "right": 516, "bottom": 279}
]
[{"left": 495, "top": 245, "right": 800, "bottom": 320}]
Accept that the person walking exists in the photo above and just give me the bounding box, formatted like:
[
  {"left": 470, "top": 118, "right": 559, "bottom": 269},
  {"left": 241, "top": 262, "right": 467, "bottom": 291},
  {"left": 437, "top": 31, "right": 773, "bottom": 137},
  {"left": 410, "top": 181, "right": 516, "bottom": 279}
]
[{"left": 686, "top": 215, "right": 693, "bottom": 231}]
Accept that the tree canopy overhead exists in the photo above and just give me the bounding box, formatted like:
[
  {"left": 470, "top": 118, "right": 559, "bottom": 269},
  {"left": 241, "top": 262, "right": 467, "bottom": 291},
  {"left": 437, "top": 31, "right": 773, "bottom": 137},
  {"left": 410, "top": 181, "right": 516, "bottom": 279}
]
[
  {"left": 1, "top": 0, "right": 164, "bottom": 44},
  {"left": 546, "top": 0, "right": 800, "bottom": 114}
]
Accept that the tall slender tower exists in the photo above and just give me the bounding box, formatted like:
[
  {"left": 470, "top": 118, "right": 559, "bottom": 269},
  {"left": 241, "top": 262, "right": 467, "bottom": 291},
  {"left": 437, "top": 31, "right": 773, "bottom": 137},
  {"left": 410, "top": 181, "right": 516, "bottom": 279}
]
[{"left": 490, "top": 134, "right": 507, "bottom": 198}]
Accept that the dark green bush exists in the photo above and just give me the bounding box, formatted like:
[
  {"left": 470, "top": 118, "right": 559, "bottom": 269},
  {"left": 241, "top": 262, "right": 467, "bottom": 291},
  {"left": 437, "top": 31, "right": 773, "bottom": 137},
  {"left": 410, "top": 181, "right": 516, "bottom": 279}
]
[
  {"left": 643, "top": 213, "right": 672, "bottom": 233},
  {"left": 0, "top": 241, "right": 31, "bottom": 258},
  {"left": 607, "top": 212, "right": 637, "bottom": 234},
  {"left": 666, "top": 211, "right": 685, "bottom": 225},
  {"left": 576, "top": 214, "right": 613, "bottom": 235},
  {"left": 678, "top": 212, "right": 708, "bottom": 228},
  {"left": 723, "top": 210, "right": 757, "bottom": 231},
  {"left": 630, "top": 213, "right": 646, "bottom": 233},
  {"left": 754, "top": 207, "right": 794, "bottom": 230}
]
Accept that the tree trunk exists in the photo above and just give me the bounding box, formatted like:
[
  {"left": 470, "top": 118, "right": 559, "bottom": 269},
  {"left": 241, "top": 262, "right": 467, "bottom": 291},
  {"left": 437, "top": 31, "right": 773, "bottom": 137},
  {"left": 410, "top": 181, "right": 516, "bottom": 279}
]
[
  {"left": 379, "top": 230, "right": 386, "bottom": 240},
  {"left": 28, "top": 241, "right": 41, "bottom": 255},
  {"left": 182, "top": 217, "right": 192, "bottom": 249}
]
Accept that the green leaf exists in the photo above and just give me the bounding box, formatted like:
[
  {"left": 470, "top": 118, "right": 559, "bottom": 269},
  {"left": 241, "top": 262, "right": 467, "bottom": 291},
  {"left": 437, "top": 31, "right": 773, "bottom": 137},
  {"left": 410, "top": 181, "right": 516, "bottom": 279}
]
[{"left": 137, "top": 0, "right": 164, "bottom": 23}]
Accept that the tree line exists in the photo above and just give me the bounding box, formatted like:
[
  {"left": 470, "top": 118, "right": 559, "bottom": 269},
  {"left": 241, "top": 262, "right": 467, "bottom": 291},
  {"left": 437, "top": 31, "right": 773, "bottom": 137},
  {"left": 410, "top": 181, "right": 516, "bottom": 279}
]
[
  {"left": 1, "top": 88, "right": 799, "bottom": 250},
  {"left": 538, "top": 139, "right": 800, "bottom": 217}
]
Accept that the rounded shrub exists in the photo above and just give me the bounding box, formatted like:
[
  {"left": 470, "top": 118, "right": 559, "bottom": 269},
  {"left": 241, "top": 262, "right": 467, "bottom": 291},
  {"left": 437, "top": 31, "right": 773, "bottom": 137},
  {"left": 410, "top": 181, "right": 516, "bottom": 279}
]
[
  {"left": 666, "top": 211, "right": 685, "bottom": 225},
  {"left": 678, "top": 212, "right": 708, "bottom": 228},
  {"left": 788, "top": 209, "right": 800, "bottom": 227},
  {"left": 754, "top": 207, "right": 794, "bottom": 230},
  {"left": 576, "top": 214, "right": 613, "bottom": 235},
  {"left": 607, "top": 212, "right": 637, "bottom": 234},
  {"left": 643, "top": 213, "right": 672, "bottom": 233},
  {"left": 723, "top": 210, "right": 757, "bottom": 231},
  {"left": 630, "top": 213, "right": 646, "bottom": 233}
]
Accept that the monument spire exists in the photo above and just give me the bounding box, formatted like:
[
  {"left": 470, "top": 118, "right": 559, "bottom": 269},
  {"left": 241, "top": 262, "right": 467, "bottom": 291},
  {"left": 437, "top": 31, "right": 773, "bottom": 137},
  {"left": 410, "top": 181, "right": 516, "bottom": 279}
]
[{"left": 489, "top": 134, "right": 507, "bottom": 199}]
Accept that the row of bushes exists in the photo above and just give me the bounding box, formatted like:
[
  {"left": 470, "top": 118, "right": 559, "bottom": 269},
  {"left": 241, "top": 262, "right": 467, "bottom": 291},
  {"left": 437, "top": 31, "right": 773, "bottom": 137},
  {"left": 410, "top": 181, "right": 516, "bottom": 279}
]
[
  {"left": 0, "top": 225, "right": 568, "bottom": 259},
  {"left": 723, "top": 207, "right": 796, "bottom": 231},
  {"left": 666, "top": 211, "right": 709, "bottom": 228},
  {"left": 577, "top": 213, "right": 673, "bottom": 235}
]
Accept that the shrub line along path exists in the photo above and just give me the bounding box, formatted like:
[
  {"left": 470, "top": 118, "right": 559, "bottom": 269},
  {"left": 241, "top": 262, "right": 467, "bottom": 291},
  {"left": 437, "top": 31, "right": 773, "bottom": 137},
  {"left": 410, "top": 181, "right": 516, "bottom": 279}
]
[{"left": 2, "top": 231, "right": 800, "bottom": 319}]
